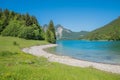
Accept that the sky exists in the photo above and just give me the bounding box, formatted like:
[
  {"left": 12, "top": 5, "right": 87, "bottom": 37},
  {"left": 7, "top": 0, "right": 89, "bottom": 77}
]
[{"left": 0, "top": 0, "right": 120, "bottom": 32}]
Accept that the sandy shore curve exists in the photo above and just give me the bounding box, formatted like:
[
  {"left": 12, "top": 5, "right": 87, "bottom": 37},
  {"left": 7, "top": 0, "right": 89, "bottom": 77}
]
[{"left": 22, "top": 44, "right": 120, "bottom": 74}]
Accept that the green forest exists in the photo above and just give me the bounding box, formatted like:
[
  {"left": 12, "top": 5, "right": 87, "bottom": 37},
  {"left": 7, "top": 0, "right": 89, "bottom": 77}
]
[{"left": 0, "top": 9, "right": 56, "bottom": 43}]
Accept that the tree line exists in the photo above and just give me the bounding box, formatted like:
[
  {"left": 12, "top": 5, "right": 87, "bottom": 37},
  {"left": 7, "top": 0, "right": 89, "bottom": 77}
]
[{"left": 0, "top": 8, "right": 56, "bottom": 43}]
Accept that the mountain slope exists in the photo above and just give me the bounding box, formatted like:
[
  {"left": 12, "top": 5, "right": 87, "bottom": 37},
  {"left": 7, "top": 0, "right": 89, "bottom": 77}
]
[{"left": 84, "top": 17, "right": 120, "bottom": 40}]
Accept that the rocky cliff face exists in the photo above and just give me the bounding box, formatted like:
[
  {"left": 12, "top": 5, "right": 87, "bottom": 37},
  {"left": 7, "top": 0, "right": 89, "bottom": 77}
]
[
  {"left": 55, "top": 25, "right": 63, "bottom": 40},
  {"left": 43, "top": 24, "right": 48, "bottom": 32},
  {"left": 55, "top": 24, "right": 73, "bottom": 40}
]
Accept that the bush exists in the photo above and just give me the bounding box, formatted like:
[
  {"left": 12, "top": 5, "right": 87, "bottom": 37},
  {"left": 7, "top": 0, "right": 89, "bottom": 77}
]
[{"left": 13, "top": 41, "right": 19, "bottom": 46}]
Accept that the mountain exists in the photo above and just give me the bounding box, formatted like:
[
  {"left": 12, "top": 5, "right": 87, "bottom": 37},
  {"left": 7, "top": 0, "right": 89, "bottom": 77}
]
[
  {"left": 43, "top": 24, "right": 89, "bottom": 40},
  {"left": 43, "top": 24, "right": 48, "bottom": 32},
  {"left": 83, "top": 17, "right": 120, "bottom": 41},
  {"left": 55, "top": 24, "right": 71, "bottom": 40},
  {"left": 55, "top": 24, "right": 89, "bottom": 40}
]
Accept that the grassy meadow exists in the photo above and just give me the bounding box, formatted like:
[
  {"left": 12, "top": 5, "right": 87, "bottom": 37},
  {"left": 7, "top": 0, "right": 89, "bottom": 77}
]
[{"left": 0, "top": 36, "right": 120, "bottom": 80}]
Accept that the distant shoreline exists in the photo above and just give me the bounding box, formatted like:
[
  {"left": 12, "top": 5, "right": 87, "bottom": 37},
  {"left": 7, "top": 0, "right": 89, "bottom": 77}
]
[
  {"left": 56, "top": 39, "right": 120, "bottom": 42},
  {"left": 22, "top": 44, "right": 120, "bottom": 74}
]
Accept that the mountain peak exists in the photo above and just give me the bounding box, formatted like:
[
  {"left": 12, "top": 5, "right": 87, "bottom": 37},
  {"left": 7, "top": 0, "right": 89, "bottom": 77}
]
[{"left": 55, "top": 24, "right": 63, "bottom": 28}]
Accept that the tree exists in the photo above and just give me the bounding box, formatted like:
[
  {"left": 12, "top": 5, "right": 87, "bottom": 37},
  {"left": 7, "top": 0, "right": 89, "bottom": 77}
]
[
  {"left": 0, "top": 8, "right": 45, "bottom": 40},
  {"left": 45, "top": 29, "right": 51, "bottom": 42},
  {"left": 1, "top": 20, "right": 22, "bottom": 36},
  {"left": 4, "top": 9, "right": 9, "bottom": 18},
  {"left": 49, "top": 31, "right": 56, "bottom": 43},
  {"left": 25, "top": 13, "right": 33, "bottom": 26},
  {"left": 31, "top": 16, "right": 38, "bottom": 25},
  {"left": 18, "top": 27, "right": 34, "bottom": 39},
  {"left": 0, "top": 16, "right": 10, "bottom": 34},
  {"left": 45, "top": 20, "right": 56, "bottom": 43}
]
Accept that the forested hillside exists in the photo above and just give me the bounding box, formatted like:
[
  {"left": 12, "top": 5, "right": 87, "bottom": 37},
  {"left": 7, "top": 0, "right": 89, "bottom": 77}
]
[
  {"left": 0, "top": 9, "right": 56, "bottom": 43},
  {"left": 83, "top": 17, "right": 120, "bottom": 41}
]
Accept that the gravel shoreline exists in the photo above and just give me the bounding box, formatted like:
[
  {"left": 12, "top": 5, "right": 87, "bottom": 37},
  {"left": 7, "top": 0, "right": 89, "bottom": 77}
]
[{"left": 22, "top": 44, "right": 120, "bottom": 74}]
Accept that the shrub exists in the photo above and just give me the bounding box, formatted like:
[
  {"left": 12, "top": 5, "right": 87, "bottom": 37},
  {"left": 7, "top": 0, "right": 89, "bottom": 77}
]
[{"left": 13, "top": 41, "right": 19, "bottom": 46}]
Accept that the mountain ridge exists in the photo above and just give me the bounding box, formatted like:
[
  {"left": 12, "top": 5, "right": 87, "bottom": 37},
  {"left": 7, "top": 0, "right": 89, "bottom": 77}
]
[{"left": 83, "top": 17, "right": 120, "bottom": 40}]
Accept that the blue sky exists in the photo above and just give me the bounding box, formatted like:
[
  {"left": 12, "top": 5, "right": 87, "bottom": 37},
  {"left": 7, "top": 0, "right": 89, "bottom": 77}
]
[{"left": 0, "top": 0, "right": 120, "bottom": 31}]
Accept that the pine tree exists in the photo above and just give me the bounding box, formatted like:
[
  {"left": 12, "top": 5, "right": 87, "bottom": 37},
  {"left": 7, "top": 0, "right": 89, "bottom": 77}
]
[
  {"left": 31, "top": 16, "right": 38, "bottom": 25},
  {"left": 48, "top": 20, "right": 56, "bottom": 39},
  {"left": 25, "top": 13, "right": 32, "bottom": 26},
  {"left": 45, "top": 20, "right": 56, "bottom": 43},
  {"left": 4, "top": 9, "right": 9, "bottom": 18}
]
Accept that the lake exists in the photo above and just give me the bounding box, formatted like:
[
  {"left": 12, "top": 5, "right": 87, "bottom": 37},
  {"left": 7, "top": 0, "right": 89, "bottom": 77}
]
[{"left": 49, "top": 40, "right": 120, "bottom": 65}]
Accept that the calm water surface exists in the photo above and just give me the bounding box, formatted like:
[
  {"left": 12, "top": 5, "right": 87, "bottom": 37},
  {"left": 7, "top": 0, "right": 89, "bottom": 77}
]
[{"left": 51, "top": 40, "right": 120, "bottom": 65}]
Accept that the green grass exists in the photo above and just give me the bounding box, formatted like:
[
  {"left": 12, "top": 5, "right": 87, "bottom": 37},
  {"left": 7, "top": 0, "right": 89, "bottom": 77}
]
[
  {"left": 0, "top": 36, "right": 120, "bottom": 80},
  {"left": 0, "top": 36, "right": 49, "bottom": 52}
]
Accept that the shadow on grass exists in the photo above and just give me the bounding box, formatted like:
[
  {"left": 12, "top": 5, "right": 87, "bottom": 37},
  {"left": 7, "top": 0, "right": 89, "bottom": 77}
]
[{"left": 0, "top": 51, "right": 18, "bottom": 57}]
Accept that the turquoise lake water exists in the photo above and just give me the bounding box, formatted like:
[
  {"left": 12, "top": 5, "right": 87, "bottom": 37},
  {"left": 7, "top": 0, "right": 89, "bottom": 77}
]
[{"left": 51, "top": 40, "right": 120, "bottom": 65}]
